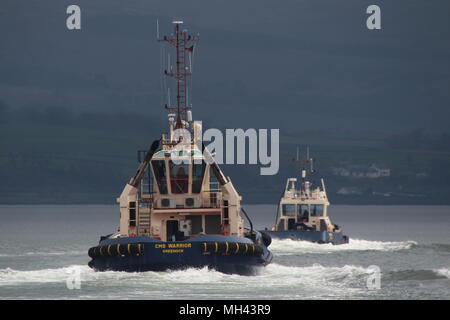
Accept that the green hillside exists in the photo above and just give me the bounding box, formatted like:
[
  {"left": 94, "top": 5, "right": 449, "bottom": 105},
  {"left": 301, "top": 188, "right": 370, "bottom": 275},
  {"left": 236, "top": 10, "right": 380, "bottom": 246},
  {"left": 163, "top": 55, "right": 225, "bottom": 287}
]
[{"left": 1, "top": 108, "right": 449, "bottom": 204}]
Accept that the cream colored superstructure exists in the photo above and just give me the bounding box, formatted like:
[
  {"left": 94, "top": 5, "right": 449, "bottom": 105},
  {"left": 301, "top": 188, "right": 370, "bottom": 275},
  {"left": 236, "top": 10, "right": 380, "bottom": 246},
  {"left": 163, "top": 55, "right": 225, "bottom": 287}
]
[
  {"left": 117, "top": 122, "right": 244, "bottom": 241},
  {"left": 274, "top": 177, "right": 341, "bottom": 233}
]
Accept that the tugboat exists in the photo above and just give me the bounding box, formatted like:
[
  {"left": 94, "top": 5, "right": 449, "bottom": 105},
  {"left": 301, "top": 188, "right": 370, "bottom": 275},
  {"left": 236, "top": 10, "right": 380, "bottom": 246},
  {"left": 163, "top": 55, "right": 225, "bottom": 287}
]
[
  {"left": 88, "top": 20, "right": 272, "bottom": 275},
  {"left": 262, "top": 148, "right": 349, "bottom": 245}
]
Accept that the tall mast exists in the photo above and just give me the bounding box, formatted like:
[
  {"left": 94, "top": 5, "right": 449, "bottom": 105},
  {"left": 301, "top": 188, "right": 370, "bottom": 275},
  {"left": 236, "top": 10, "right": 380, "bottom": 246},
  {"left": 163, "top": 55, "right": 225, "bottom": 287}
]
[
  {"left": 294, "top": 146, "right": 314, "bottom": 192},
  {"left": 159, "top": 20, "right": 199, "bottom": 130}
]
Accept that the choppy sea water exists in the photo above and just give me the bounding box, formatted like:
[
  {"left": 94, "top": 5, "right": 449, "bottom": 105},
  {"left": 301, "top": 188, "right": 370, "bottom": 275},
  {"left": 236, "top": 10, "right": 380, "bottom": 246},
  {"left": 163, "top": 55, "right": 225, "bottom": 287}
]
[{"left": 0, "top": 204, "right": 449, "bottom": 300}]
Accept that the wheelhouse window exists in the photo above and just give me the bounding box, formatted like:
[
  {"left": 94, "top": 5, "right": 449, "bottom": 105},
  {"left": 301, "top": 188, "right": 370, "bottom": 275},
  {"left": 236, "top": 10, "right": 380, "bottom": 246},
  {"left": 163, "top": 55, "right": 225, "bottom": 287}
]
[
  {"left": 282, "top": 204, "right": 296, "bottom": 217},
  {"left": 298, "top": 204, "right": 309, "bottom": 219},
  {"left": 310, "top": 204, "right": 324, "bottom": 217},
  {"left": 192, "top": 160, "right": 206, "bottom": 193},
  {"left": 169, "top": 161, "right": 189, "bottom": 194},
  {"left": 151, "top": 160, "right": 168, "bottom": 194}
]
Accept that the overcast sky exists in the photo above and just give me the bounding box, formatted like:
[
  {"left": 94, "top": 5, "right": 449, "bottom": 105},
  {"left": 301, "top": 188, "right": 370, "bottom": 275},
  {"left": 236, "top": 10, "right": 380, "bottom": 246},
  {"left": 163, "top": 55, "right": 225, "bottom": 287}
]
[{"left": 1, "top": 0, "right": 449, "bottom": 133}]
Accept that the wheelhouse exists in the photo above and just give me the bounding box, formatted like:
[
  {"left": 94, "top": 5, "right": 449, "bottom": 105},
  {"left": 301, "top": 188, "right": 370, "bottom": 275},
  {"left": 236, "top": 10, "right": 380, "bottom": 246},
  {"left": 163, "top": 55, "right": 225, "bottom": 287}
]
[
  {"left": 119, "top": 144, "right": 244, "bottom": 242},
  {"left": 274, "top": 177, "right": 340, "bottom": 232}
]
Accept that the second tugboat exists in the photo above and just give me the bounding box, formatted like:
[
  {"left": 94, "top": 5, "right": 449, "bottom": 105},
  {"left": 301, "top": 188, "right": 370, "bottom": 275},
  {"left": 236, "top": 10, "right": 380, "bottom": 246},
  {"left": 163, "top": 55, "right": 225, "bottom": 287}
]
[
  {"left": 262, "top": 148, "right": 349, "bottom": 245},
  {"left": 87, "top": 20, "right": 272, "bottom": 275}
]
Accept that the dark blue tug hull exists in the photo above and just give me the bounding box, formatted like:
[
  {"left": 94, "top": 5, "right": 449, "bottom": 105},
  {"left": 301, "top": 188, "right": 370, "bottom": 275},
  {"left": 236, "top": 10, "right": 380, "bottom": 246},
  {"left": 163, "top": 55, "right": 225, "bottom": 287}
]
[
  {"left": 262, "top": 230, "right": 349, "bottom": 245},
  {"left": 88, "top": 234, "right": 273, "bottom": 276}
]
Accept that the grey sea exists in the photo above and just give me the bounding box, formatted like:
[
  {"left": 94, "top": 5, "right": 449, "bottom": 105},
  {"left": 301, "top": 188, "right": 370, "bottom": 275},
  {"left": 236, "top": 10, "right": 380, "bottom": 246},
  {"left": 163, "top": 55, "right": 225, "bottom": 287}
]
[{"left": 0, "top": 204, "right": 449, "bottom": 300}]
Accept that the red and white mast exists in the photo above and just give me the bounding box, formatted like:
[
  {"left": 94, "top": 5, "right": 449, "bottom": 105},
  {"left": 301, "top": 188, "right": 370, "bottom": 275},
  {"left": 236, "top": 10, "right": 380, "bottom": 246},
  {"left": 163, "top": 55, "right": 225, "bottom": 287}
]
[{"left": 159, "top": 20, "right": 199, "bottom": 130}]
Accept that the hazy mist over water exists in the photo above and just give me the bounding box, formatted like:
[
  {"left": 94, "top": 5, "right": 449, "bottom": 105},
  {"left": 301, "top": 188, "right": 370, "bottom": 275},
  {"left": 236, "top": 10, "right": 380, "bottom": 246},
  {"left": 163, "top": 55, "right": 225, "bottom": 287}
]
[{"left": 0, "top": 205, "right": 448, "bottom": 299}]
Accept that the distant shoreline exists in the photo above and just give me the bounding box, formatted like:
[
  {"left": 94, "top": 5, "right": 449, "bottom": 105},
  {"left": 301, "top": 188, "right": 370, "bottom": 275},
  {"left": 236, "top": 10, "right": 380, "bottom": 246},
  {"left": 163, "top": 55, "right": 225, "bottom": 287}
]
[{"left": 1, "top": 199, "right": 449, "bottom": 206}]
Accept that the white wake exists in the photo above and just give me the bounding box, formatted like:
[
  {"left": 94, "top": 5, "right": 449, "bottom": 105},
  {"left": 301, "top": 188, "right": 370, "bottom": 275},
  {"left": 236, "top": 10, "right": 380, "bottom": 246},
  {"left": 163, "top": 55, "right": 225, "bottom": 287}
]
[{"left": 269, "top": 238, "right": 417, "bottom": 255}]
